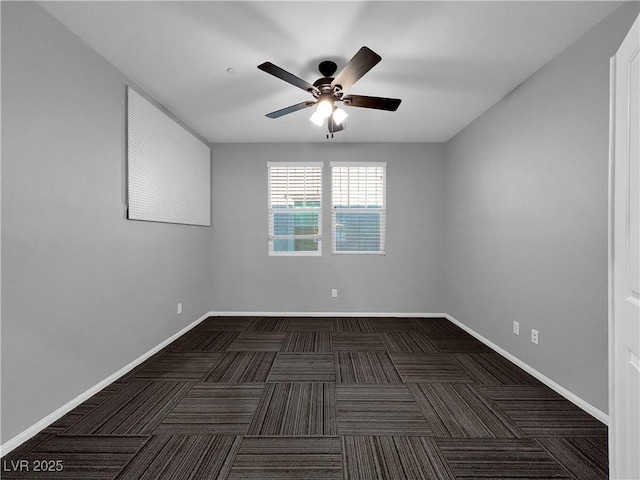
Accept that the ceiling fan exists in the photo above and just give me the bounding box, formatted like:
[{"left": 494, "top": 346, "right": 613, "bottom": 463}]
[{"left": 258, "top": 46, "right": 401, "bottom": 137}]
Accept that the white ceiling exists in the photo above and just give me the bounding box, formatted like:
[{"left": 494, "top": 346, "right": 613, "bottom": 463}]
[{"left": 39, "top": 1, "right": 622, "bottom": 143}]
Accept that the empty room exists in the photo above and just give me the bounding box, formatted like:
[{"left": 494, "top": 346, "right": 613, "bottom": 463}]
[{"left": 1, "top": 1, "right": 639, "bottom": 479}]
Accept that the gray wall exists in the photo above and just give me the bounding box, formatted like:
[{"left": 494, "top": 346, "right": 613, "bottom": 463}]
[
  {"left": 210, "top": 143, "right": 446, "bottom": 314},
  {"left": 443, "top": 2, "right": 639, "bottom": 414},
  {"left": 1, "top": 2, "right": 214, "bottom": 443}
]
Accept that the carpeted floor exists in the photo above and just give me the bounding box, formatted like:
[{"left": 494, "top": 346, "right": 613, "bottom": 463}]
[{"left": 1, "top": 316, "right": 608, "bottom": 479}]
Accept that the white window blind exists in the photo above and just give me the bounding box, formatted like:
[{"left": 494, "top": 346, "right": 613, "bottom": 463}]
[
  {"left": 268, "top": 162, "right": 322, "bottom": 256},
  {"left": 331, "top": 162, "right": 386, "bottom": 254}
]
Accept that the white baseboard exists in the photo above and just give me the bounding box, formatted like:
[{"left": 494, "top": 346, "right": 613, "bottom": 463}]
[
  {"left": 0, "top": 311, "right": 211, "bottom": 457},
  {"left": 444, "top": 313, "right": 609, "bottom": 425},
  {"left": 1, "top": 310, "right": 607, "bottom": 457},
  {"left": 207, "top": 311, "right": 449, "bottom": 318}
]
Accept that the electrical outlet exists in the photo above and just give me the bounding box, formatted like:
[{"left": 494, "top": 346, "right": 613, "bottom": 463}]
[
  {"left": 513, "top": 321, "right": 520, "bottom": 335},
  {"left": 331, "top": 289, "right": 338, "bottom": 298},
  {"left": 531, "top": 329, "right": 539, "bottom": 345},
  {"left": 177, "top": 303, "right": 182, "bottom": 314}
]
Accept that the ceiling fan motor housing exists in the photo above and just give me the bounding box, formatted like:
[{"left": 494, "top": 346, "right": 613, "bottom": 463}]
[
  {"left": 313, "top": 77, "right": 338, "bottom": 95},
  {"left": 311, "top": 61, "right": 343, "bottom": 98}
]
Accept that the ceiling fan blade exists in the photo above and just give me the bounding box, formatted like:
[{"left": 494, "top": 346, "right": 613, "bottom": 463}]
[
  {"left": 258, "top": 62, "right": 318, "bottom": 94},
  {"left": 265, "top": 101, "right": 315, "bottom": 119},
  {"left": 331, "top": 46, "right": 381, "bottom": 93},
  {"left": 342, "top": 95, "right": 402, "bottom": 111}
]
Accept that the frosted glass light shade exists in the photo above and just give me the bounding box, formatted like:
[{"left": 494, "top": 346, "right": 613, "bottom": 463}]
[
  {"left": 333, "top": 108, "right": 348, "bottom": 125},
  {"left": 316, "top": 100, "right": 333, "bottom": 118},
  {"left": 310, "top": 110, "right": 325, "bottom": 126}
]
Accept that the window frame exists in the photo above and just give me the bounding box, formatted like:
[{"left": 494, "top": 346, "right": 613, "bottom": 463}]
[
  {"left": 267, "top": 162, "right": 323, "bottom": 257},
  {"left": 331, "top": 161, "right": 387, "bottom": 255}
]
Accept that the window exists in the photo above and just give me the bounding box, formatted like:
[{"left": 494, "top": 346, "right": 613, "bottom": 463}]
[
  {"left": 331, "top": 162, "right": 386, "bottom": 254},
  {"left": 268, "top": 162, "right": 322, "bottom": 256}
]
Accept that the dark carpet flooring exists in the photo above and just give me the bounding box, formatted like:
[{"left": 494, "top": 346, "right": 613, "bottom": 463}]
[{"left": 2, "top": 316, "right": 608, "bottom": 479}]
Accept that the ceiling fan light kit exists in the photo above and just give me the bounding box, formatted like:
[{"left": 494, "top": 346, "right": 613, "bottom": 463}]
[{"left": 258, "top": 46, "right": 401, "bottom": 138}]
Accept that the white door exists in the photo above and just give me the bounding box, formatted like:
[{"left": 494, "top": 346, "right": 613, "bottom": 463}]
[{"left": 609, "top": 14, "right": 640, "bottom": 480}]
